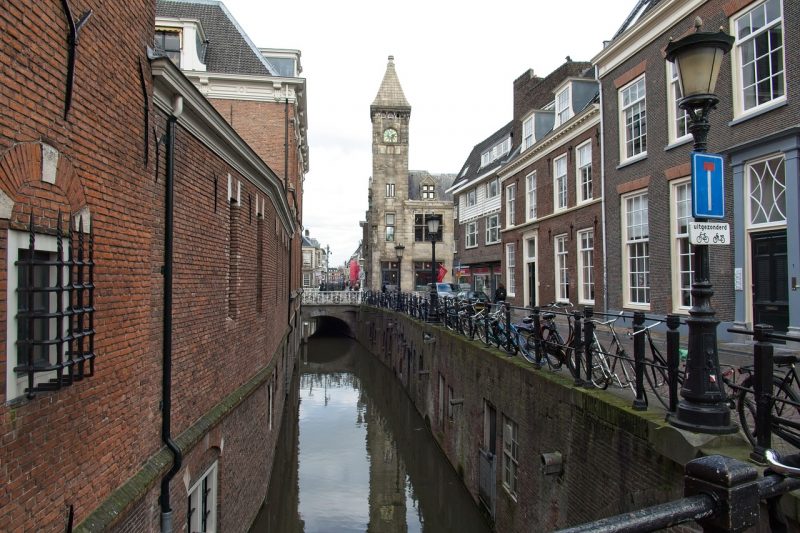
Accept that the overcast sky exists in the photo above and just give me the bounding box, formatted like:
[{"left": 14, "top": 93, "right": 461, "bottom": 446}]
[{"left": 220, "top": 0, "right": 637, "bottom": 266}]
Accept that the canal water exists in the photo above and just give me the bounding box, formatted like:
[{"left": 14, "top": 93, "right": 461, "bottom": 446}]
[{"left": 249, "top": 336, "right": 491, "bottom": 533}]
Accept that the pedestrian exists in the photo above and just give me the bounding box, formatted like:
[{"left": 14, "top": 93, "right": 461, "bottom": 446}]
[
  {"left": 494, "top": 283, "right": 506, "bottom": 303},
  {"left": 382, "top": 283, "right": 387, "bottom": 293}
]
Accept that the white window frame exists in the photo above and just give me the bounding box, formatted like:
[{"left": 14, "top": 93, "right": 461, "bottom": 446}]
[
  {"left": 575, "top": 140, "right": 593, "bottom": 203},
  {"left": 577, "top": 228, "right": 595, "bottom": 305},
  {"left": 506, "top": 243, "right": 516, "bottom": 296},
  {"left": 666, "top": 61, "right": 690, "bottom": 145},
  {"left": 385, "top": 212, "right": 395, "bottom": 242},
  {"left": 487, "top": 178, "right": 499, "bottom": 198},
  {"left": 526, "top": 171, "right": 537, "bottom": 221},
  {"left": 480, "top": 138, "right": 511, "bottom": 168},
  {"left": 524, "top": 233, "right": 538, "bottom": 308},
  {"left": 465, "top": 221, "right": 478, "bottom": 248},
  {"left": 421, "top": 183, "right": 436, "bottom": 199},
  {"left": 502, "top": 415, "right": 518, "bottom": 498},
  {"left": 6, "top": 231, "right": 67, "bottom": 400},
  {"left": 621, "top": 190, "right": 650, "bottom": 308},
  {"left": 731, "top": 0, "right": 786, "bottom": 118},
  {"left": 554, "top": 234, "right": 569, "bottom": 302},
  {"left": 486, "top": 214, "right": 500, "bottom": 244},
  {"left": 506, "top": 183, "right": 516, "bottom": 227},
  {"left": 746, "top": 153, "right": 786, "bottom": 229},
  {"left": 555, "top": 85, "right": 572, "bottom": 126},
  {"left": 553, "top": 154, "right": 567, "bottom": 212},
  {"left": 385, "top": 183, "right": 395, "bottom": 197},
  {"left": 619, "top": 75, "right": 647, "bottom": 162},
  {"left": 188, "top": 462, "right": 218, "bottom": 533},
  {"left": 467, "top": 188, "right": 477, "bottom": 207},
  {"left": 522, "top": 115, "right": 535, "bottom": 151},
  {"left": 670, "top": 179, "right": 694, "bottom": 312}
]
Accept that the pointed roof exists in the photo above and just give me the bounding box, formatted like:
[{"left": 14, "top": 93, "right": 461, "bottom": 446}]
[{"left": 371, "top": 55, "right": 411, "bottom": 114}]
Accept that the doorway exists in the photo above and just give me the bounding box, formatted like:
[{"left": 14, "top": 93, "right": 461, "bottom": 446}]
[{"left": 751, "top": 230, "right": 789, "bottom": 332}]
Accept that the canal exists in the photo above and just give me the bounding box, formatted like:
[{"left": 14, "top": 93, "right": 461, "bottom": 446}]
[{"left": 249, "top": 335, "right": 491, "bottom": 532}]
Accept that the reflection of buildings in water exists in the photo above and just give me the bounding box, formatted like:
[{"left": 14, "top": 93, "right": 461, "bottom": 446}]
[{"left": 366, "top": 407, "right": 408, "bottom": 533}]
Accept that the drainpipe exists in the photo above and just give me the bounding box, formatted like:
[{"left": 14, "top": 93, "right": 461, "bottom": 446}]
[
  {"left": 160, "top": 94, "right": 184, "bottom": 533},
  {"left": 595, "top": 64, "right": 609, "bottom": 314}
]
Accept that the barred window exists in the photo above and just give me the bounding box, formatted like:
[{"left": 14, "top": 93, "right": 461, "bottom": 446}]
[{"left": 8, "top": 215, "right": 95, "bottom": 400}]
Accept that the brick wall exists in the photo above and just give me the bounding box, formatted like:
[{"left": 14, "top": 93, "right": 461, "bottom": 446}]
[{"left": 0, "top": 2, "right": 300, "bottom": 531}]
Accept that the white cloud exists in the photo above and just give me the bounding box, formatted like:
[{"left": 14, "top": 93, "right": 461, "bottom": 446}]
[{"left": 220, "top": 0, "right": 636, "bottom": 265}]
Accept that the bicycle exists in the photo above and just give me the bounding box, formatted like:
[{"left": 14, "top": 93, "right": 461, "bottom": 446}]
[
  {"left": 537, "top": 302, "right": 578, "bottom": 377},
  {"left": 737, "top": 354, "right": 800, "bottom": 458},
  {"left": 627, "top": 320, "right": 679, "bottom": 410},
  {"left": 588, "top": 312, "right": 636, "bottom": 393}
]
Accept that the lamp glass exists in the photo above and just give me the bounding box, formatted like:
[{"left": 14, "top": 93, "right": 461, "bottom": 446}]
[
  {"left": 427, "top": 216, "right": 440, "bottom": 235},
  {"left": 673, "top": 45, "right": 725, "bottom": 97},
  {"left": 395, "top": 245, "right": 405, "bottom": 259}
]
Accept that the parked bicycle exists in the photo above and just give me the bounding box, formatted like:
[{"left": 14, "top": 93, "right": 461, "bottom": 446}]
[
  {"left": 588, "top": 311, "right": 636, "bottom": 393},
  {"left": 537, "top": 302, "right": 578, "bottom": 377}
]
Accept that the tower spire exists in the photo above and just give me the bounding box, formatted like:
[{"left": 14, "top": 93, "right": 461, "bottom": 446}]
[{"left": 371, "top": 55, "right": 410, "bottom": 113}]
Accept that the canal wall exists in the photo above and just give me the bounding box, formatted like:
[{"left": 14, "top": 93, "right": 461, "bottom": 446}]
[{"left": 355, "top": 306, "right": 753, "bottom": 531}]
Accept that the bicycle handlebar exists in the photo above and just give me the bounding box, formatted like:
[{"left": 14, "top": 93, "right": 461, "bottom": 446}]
[
  {"left": 591, "top": 310, "right": 625, "bottom": 327},
  {"left": 627, "top": 320, "right": 660, "bottom": 337},
  {"left": 765, "top": 449, "right": 800, "bottom": 477}
]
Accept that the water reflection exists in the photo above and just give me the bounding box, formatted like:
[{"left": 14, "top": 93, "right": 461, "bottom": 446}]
[{"left": 250, "top": 337, "right": 490, "bottom": 533}]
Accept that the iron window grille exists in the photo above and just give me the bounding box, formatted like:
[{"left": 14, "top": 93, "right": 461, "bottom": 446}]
[{"left": 14, "top": 214, "right": 95, "bottom": 398}]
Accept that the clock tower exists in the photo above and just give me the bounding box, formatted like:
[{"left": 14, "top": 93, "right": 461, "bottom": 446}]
[{"left": 368, "top": 56, "right": 411, "bottom": 290}]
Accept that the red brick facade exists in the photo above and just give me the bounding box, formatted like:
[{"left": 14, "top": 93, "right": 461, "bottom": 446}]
[{"left": 0, "top": 2, "right": 302, "bottom": 531}]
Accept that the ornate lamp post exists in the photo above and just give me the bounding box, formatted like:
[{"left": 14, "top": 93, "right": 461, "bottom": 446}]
[
  {"left": 427, "top": 216, "right": 441, "bottom": 322},
  {"left": 395, "top": 244, "right": 405, "bottom": 310},
  {"left": 666, "top": 18, "right": 736, "bottom": 434}
]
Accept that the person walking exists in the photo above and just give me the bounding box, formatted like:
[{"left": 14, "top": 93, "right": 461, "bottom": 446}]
[{"left": 494, "top": 283, "right": 506, "bottom": 303}]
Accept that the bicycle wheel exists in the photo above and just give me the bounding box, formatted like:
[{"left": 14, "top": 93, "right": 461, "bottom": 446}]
[
  {"left": 738, "top": 376, "right": 800, "bottom": 457},
  {"left": 514, "top": 330, "right": 537, "bottom": 364},
  {"left": 589, "top": 340, "right": 612, "bottom": 389},
  {"left": 643, "top": 355, "right": 670, "bottom": 410},
  {"left": 608, "top": 350, "right": 636, "bottom": 392},
  {"left": 459, "top": 314, "right": 472, "bottom": 338},
  {"left": 475, "top": 320, "right": 489, "bottom": 344},
  {"left": 494, "top": 325, "right": 516, "bottom": 354}
]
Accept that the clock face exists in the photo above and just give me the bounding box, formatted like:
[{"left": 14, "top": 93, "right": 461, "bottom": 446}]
[{"left": 383, "top": 128, "right": 398, "bottom": 143}]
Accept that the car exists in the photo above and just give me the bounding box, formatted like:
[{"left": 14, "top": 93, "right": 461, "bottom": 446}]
[
  {"left": 455, "top": 290, "right": 490, "bottom": 305},
  {"left": 428, "top": 282, "right": 458, "bottom": 299}
]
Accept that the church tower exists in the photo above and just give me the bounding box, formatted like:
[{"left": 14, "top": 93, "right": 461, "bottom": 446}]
[{"left": 368, "top": 56, "right": 411, "bottom": 290}]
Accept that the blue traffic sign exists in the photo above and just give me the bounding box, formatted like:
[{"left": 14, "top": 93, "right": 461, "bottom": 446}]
[{"left": 691, "top": 152, "right": 725, "bottom": 219}]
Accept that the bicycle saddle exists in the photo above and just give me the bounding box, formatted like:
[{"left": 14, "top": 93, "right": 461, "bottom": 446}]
[
  {"left": 542, "top": 312, "right": 556, "bottom": 320},
  {"left": 522, "top": 317, "right": 533, "bottom": 324},
  {"left": 775, "top": 354, "right": 799, "bottom": 366}
]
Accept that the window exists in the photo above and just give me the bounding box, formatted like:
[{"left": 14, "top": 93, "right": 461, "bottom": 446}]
[
  {"left": 447, "top": 386, "right": 454, "bottom": 420},
  {"left": 414, "top": 214, "right": 443, "bottom": 242},
  {"left": 622, "top": 191, "right": 650, "bottom": 306},
  {"left": 671, "top": 181, "right": 693, "bottom": 310},
  {"left": 467, "top": 189, "right": 477, "bottom": 207},
  {"left": 466, "top": 221, "right": 478, "bottom": 248},
  {"left": 555, "top": 234, "right": 569, "bottom": 302},
  {"left": 154, "top": 29, "right": 181, "bottom": 65},
  {"left": 577, "top": 229, "right": 595, "bottom": 304},
  {"left": 526, "top": 171, "right": 537, "bottom": 221},
  {"left": 421, "top": 184, "right": 436, "bottom": 199},
  {"left": 506, "top": 183, "right": 516, "bottom": 227},
  {"left": 7, "top": 224, "right": 95, "bottom": 400},
  {"left": 385, "top": 183, "right": 395, "bottom": 197},
  {"left": 487, "top": 178, "right": 499, "bottom": 198},
  {"left": 620, "top": 76, "right": 647, "bottom": 161},
  {"left": 576, "top": 141, "right": 592, "bottom": 203},
  {"left": 480, "top": 137, "right": 511, "bottom": 168},
  {"left": 502, "top": 416, "right": 518, "bottom": 497},
  {"left": 667, "top": 61, "right": 690, "bottom": 143},
  {"left": 522, "top": 115, "right": 535, "bottom": 151},
  {"left": 747, "top": 154, "right": 786, "bottom": 227},
  {"left": 486, "top": 215, "right": 500, "bottom": 244},
  {"left": 303, "top": 272, "right": 312, "bottom": 287},
  {"left": 302, "top": 250, "right": 312, "bottom": 267},
  {"left": 188, "top": 462, "right": 218, "bottom": 533},
  {"left": 385, "top": 213, "right": 395, "bottom": 242},
  {"left": 733, "top": 0, "right": 785, "bottom": 115},
  {"left": 506, "top": 243, "right": 516, "bottom": 296},
  {"left": 555, "top": 86, "right": 572, "bottom": 126},
  {"left": 554, "top": 154, "right": 567, "bottom": 211}
]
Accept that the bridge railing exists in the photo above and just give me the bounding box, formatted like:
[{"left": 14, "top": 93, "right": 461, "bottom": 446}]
[{"left": 301, "top": 290, "right": 363, "bottom": 305}]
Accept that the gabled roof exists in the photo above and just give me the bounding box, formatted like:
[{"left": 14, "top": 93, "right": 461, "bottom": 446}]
[
  {"left": 371, "top": 55, "right": 410, "bottom": 113},
  {"left": 156, "top": 0, "right": 278, "bottom": 76},
  {"left": 407, "top": 171, "right": 456, "bottom": 201},
  {"left": 611, "top": 0, "right": 663, "bottom": 40},
  {"left": 448, "top": 121, "right": 514, "bottom": 192}
]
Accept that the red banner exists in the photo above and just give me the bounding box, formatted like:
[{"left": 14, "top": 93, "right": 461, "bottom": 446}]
[{"left": 437, "top": 264, "right": 447, "bottom": 282}]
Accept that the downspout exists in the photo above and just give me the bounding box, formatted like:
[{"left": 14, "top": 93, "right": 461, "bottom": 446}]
[
  {"left": 595, "top": 65, "right": 609, "bottom": 314},
  {"left": 284, "top": 97, "right": 293, "bottom": 330},
  {"left": 160, "top": 94, "right": 184, "bottom": 533}
]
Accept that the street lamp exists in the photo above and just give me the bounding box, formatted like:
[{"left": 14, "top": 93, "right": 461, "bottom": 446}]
[
  {"left": 427, "top": 216, "right": 441, "bottom": 322},
  {"left": 395, "top": 244, "right": 405, "bottom": 310},
  {"left": 665, "top": 17, "right": 736, "bottom": 434}
]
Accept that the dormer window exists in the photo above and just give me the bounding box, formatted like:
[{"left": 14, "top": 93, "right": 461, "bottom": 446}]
[
  {"left": 480, "top": 137, "right": 511, "bottom": 168},
  {"left": 155, "top": 29, "right": 181, "bottom": 65},
  {"left": 522, "top": 115, "right": 535, "bottom": 151},
  {"left": 555, "top": 85, "right": 572, "bottom": 126},
  {"left": 421, "top": 184, "right": 436, "bottom": 200}
]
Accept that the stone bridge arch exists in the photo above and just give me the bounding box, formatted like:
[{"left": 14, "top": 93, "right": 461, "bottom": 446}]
[{"left": 301, "top": 304, "right": 359, "bottom": 338}]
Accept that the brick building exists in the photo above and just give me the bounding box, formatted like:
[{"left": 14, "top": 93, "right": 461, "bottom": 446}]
[
  {"left": 593, "top": 0, "right": 799, "bottom": 336},
  {"left": 499, "top": 61, "right": 604, "bottom": 309},
  {"left": 0, "top": 1, "right": 304, "bottom": 532}
]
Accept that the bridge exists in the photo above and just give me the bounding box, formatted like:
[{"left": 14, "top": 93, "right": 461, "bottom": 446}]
[{"left": 300, "top": 290, "right": 362, "bottom": 338}]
